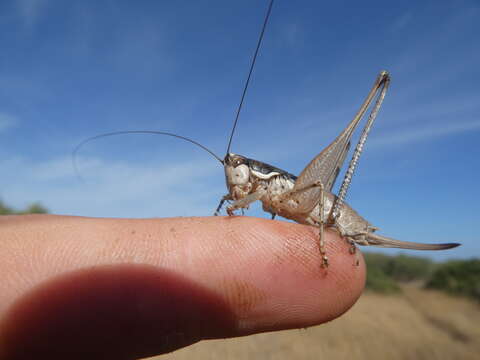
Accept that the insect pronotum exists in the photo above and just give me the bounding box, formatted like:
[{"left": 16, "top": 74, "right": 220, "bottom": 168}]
[{"left": 74, "top": 0, "right": 460, "bottom": 267}]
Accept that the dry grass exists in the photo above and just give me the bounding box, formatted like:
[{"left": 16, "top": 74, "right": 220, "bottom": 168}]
[{"left": 151, "top": 286, "right": 480, "bottom": 360}]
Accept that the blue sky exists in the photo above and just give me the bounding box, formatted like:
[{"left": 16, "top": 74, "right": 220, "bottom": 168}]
[{"left": 0, "top": 0, "right": 479, "bottom": 260}]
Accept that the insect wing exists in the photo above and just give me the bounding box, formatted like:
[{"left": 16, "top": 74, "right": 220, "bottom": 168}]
[{"left": 292, "top": 126, "right": 355, "bottom": 213}]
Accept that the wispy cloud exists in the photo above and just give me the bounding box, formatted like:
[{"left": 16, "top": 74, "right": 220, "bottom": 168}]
[
  {"left": 109, "top": 22, "right": 169, "bottom": 74},
  {"left": 283, "top": 23, "right": 301, "bottom": 47},
  {"left": 391, "top": 5, "right": 480, "bottom": 77},
  {"left": 0, "top": 113, "right": 18, "bottom": 132},
  {"left": 389, "top": 12, "right": 413, "bottom": 33},
  {"left": 369, "top": 119, "right": 480, "bottom": 148},
  {"left": 16, "top": 0, "right": 48, "bottom": 28},
  {"left": 0, "top": 155, "right": 222, "bottom": 218}
]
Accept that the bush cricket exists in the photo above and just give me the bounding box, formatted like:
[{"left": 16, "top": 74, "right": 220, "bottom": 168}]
[{"left": 73, "top": 0, "right": 460, "bottom": 267}]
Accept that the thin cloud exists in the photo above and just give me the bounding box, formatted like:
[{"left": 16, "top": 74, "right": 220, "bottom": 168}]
[
  {"left": 391, "top": 5, "right": 480, "bottom": 77},
  {"left": 369, "top": 119, "right": 480, "bottom": 148},
  {"left": 0, "top": 155, "right": 222, "bottom": 218},
  {"left": 0, "top": 113, "right": 18, "bottom": 132},
  {"left": 16, "top": 0, "right": 48, "bottom": 28},
  {"left": 389, "top": 12, "right": 413, "bottom": 33},
  {"left": 283, "top": 23, "right": 301, "bottom": 47}
]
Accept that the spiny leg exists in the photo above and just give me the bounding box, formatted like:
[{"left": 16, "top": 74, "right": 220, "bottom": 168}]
[
  {"left": 226, "top": 188, "right": 267, "bottom": 216},
  {"left": 331, "top": 72, "right": 390, "bottom": 219},
  {"left": 348, "top": 238, "right": 357, "bottom": 255},
  {"left": 277, "top": 180, "right": 329, "bottom": 267},
  {"left": 346, "top": 234, "right": 370, "bottom": 266},
  {"left": 345, "top": 237, "right": 360, "bottom": 266},
  {"left": 327, "top": 219, "right": 359, "bottom": 266},
  {"left": 317, "top": 183, "right": 328, "bottom": 268},
  {"left": 214, "top": 194, "right": 232, "bottom": 216}
]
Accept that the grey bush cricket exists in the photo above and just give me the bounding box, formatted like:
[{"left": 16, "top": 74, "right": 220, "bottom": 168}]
[{"left": 74, "top": 0, "right": 459, "bottom": 267}]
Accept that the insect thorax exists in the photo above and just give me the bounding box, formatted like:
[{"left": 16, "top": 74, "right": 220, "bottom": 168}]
[{"left": 224, "top": 153, "right": 296, "bottom": 200}]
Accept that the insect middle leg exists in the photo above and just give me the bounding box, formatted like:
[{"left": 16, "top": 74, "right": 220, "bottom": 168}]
[
  {"left": 276, "top": 181, "right": 329, "bottom": 267},
  {"left": 317, "top": 183, "right": 328, "bottom": 268}
]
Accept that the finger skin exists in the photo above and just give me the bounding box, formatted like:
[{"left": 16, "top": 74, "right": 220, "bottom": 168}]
[{"left": 0, "top": 215, "right": 365, "bottom": 359}]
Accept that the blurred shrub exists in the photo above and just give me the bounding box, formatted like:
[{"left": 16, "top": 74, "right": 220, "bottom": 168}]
[
  {"left": 364, "top": 252, "right": 434, "bottom": 282},
  {"left": 18, "top": 202, "right": 48, "bottom": 214},
  {"left": 364, "top": 252, "right": 438, "bottom": 294},
  {"left": 385, "top": 254, "right": 435, "bottom": 282},
  {"left": 363, "top": 252, "right": 391, "bottom": 271},
  {"left": 0, "top": 200, "right": 14, "bottom": 215},
  {"left": 365, "top": 264, "right": 401, "bottom": 294},
  {"left": 425, "top": 259, "right": 480, "bottom": 301},
  {"left": 0, "top": 200, "right": 48, "bottom": 215}
]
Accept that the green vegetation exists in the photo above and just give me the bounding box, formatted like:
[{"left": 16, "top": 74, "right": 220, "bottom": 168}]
[
  {"left": 0, "top": 199, "right": 48, "bottom": 215},
  {"left": 426, "top": 259, "right": 480, "bottom": 302},
  {"left": 365, "top": 265, "right": 400, "bottom": 294},
  {"left": 364, "top": 252, "right": 435, "bottom": 282},
  {"left": 364, "top": 252, "right": 480, "bottom": 301},
  {"left": 364, "top": 252, "right": 433, "bottom": 293}
]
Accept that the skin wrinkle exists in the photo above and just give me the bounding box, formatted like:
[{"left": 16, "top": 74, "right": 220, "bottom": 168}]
[
  {"left": 228, "top": 219, "right": 289, "bottom": 267},
  {"left": 220, "top": 219, "right": 285, "bottom": 279},
  {"left": 163, "top": 218, "right": 212, "bottom": 272},
  {"left": 97, "top": 219, "right": 174, "bottom": 267},
  {"left": 262, "top": 220, "right": 325, "bottom": 276},
  {"left": 190, "top": 218, "right": 253, "bottom": 278},
  {"left": 220, "top": 277, "right": 268, "bottom": 317}
]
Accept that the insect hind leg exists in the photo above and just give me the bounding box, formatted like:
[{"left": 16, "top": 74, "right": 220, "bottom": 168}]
[{"left": 342, "top": 231, "right": 370, "bottom": 267}]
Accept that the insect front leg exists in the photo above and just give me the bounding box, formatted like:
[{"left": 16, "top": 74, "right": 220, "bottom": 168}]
[
  {"left": 214, "top": 194, "right": 233, "bottom": 216},
  {"left": 226, "top": 188, "right": 267, "bottom": 216}
]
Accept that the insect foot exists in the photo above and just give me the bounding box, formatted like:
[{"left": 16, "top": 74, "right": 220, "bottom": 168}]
[{"left": 321, "top": 256, "right": 329, "bottom": 268}]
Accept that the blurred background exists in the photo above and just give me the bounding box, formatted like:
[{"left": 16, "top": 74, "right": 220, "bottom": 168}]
[{"left": 1, "top": 0, "right": 479, "bottom": 358}]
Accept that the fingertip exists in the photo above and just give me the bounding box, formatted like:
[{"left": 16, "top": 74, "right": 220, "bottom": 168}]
[
  {"left": 211, "top": 217, "right": 366, "bottom": 333},
  {"left": 0, "top": 215, "right": 367, "bottom": 358}
]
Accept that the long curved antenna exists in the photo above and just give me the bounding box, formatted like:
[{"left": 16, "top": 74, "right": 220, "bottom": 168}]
[
  {"left": 225, "top": 0, "right": 275, "bottom": 155},
  {"left": 72, "top": 130, "right": 224, "bottom": 181}
]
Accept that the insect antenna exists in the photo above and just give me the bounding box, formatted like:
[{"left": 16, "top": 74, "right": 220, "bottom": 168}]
[
  {"left": 74, "top": 1, "right": 275, "bottom": 180},
  {"left": 225, "top": 0, "right": 275, "bottom": 155},
  {"left": 72, "top": 130, "right": 224, "bottom": 182}
]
